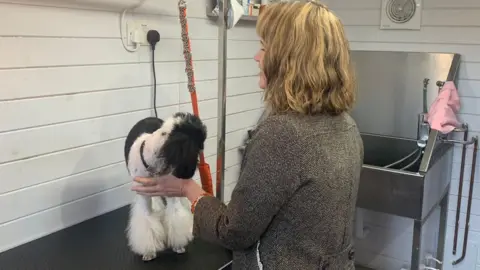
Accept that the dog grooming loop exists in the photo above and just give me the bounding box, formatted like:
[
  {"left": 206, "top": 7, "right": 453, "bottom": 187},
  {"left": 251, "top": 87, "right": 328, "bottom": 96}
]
[{"left": 178, "top": 0, "right": 214, "bottom": 196}]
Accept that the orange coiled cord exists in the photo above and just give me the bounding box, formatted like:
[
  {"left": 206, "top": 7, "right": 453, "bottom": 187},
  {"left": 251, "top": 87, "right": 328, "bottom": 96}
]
[{"left": 179, "top": 3, "right": 214, "bottom": 195}]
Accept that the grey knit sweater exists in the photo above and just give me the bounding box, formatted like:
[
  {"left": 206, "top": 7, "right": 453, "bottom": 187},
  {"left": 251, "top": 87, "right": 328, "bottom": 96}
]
[{"left": 193, "top": 113, "right": 364, "bottom": 270}]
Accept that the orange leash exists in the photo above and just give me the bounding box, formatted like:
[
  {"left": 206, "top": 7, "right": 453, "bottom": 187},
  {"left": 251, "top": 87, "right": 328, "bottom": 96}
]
[{"left": 179, "top": 1, "right": 214, "bottom": 195}]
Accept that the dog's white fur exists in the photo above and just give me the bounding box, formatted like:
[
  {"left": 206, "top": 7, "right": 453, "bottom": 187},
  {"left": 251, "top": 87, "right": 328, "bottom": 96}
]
[{"left": 126, "top": 116, "right": 194, "bottom": 261}]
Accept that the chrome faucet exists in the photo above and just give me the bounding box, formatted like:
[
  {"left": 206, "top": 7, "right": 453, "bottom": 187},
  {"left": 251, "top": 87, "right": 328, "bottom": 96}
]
[
  {"left": 417, "top": 78, "right": 430, "bottom": 148},
  {"left": 417, "top": 113, "right": 429, "bottom": 148}
]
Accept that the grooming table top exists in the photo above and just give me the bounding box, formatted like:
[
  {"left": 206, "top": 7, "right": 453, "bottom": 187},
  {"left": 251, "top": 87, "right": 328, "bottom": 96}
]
[{"left": 0, "top": 206, "right": 232, "bottom": 270}]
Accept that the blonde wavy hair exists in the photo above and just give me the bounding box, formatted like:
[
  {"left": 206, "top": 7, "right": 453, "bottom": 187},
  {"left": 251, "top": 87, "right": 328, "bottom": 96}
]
[{"left": 256, "top": 1, "right": 356, "bottom": 116}]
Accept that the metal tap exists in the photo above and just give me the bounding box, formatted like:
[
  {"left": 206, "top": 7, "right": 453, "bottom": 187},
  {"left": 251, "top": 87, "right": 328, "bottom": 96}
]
[{"left": 417, "top": 78, "right": 430, "bottom": 148}]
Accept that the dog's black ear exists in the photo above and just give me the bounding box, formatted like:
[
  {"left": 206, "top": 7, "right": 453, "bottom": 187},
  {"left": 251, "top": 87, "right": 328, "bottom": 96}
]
[
  {"left": 162, "top": 134, "right": 199, "bottom": 179},
  {"left": 162, "top": 113, "right": 207, "bottom": 179},
  {"left": 173, "top": 112, "right": 207, "bottom": 149}
]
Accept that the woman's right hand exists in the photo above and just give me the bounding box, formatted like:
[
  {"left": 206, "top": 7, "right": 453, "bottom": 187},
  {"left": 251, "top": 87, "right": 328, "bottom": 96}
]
[{"left": 132, "top": 175, "right": 206, "bottom": 203}]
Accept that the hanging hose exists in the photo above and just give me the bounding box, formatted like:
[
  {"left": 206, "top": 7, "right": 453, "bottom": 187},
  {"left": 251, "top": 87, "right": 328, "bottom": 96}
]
[
  {"left": 400, "top": 149, "right": 423, "bottom": 171},
  {"left": 384, "top": 148, "right": 420, "bottom": 169},
  {"left": 178, "top": 0, "right": 214, "bottom": 195}
]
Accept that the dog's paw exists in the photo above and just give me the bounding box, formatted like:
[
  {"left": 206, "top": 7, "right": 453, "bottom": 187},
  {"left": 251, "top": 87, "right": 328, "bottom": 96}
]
[
  {"left": 173, "top": 247, "right": 186, "bottom": 254},
  {"left": 142, "top": 253, "right": 157, "bottom": 261}
]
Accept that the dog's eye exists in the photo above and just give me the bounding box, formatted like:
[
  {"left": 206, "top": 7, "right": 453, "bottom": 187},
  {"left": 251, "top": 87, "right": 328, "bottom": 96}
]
[{"left": 161, "top": 132, "right": 167, "bottom": 136}]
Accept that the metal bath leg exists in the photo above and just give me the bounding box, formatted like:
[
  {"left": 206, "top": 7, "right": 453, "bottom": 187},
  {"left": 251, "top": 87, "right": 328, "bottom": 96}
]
[
  {"left": 436, "top": 191, "right": 449, "bottom": 269},
  {"left": 411, "top": 220, "right": 422, "bottom": 269}
]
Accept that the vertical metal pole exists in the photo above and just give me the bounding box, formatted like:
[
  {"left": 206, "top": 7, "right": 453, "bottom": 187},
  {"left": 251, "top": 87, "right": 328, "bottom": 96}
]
[
  {"left": 436, "top": 189, "right": 449, "bottom": 269},
  {"left": 216, "top": 0, "right": 228, "bottom": 202},
  {"left": 411, "top": 220, "right": 422, "bottom": 270}
]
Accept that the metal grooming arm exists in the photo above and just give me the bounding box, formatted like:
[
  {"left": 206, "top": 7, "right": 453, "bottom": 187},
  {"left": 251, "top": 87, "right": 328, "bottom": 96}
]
[
  {"left": 215, "top": 0, "right": 245, "bottom": 202},
  {"left": 216, "top": 0, "right": 229, "bottom": 202}
]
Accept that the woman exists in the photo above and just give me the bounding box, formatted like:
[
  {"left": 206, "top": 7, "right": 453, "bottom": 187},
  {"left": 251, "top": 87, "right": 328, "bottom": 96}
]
[{"left": 133, "top": 1, "right": 364, "bottom": 269}]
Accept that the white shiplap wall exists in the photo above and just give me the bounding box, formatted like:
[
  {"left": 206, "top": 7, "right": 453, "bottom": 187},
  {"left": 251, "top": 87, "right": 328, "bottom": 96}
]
[
  {"left": 0, "top": 1, "right": 262, "bottom": 253},
  {"left": 321, "top": 0, "right": 480, "bottom": 269}
]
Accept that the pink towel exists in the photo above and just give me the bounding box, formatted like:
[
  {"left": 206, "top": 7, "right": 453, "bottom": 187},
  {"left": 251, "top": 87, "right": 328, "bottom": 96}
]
[{"left": 426, "top": 81, "right": 461, "bottom": 134}]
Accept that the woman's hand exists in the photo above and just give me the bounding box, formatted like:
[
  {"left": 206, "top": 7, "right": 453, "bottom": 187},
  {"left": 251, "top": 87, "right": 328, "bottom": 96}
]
[{"left": 132, "top": 175, "right": 206, "bottom": 202}]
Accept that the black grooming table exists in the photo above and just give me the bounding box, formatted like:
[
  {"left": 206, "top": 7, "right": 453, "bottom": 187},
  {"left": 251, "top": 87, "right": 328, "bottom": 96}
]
[{"left": 0, "top": 206, "right": 232, "bottom": 270}]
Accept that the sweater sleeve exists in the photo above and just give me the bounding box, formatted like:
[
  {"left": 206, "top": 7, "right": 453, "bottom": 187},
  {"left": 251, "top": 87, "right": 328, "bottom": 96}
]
[{"left": 192, "top": 117, "right": 303, "bottom": 250}]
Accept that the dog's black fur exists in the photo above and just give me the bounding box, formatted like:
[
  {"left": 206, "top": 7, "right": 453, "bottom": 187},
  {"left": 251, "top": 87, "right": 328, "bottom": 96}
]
[
  {"left": 162, "top": 112, "right": 207, "bottom": 179},
  {"left": 124, "top": 117, "right": 163, "bottom": 169},
  {"left": 124, "top": 112, "right": 207, "bottom": 179}
]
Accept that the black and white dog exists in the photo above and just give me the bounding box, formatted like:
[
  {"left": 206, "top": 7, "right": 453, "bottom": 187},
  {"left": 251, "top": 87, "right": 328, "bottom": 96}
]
[{"left": 124, "top": 112, "right": 207, "bottom": 261}]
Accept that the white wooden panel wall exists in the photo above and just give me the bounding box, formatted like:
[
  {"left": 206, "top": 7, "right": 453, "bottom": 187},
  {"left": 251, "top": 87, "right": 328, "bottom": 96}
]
[
  {"left": 0, "top": 1, "right": 261, "bottom": 252},
  {"left": 319, "top": 0, "right": 480, "bottom": 269}
]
